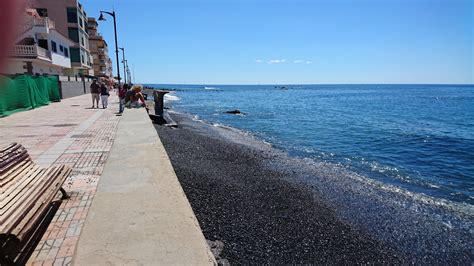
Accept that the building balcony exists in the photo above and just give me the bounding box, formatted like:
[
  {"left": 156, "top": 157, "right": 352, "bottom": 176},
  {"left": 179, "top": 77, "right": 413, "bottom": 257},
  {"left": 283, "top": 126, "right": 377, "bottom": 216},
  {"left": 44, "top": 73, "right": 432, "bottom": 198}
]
[
  {"left": 10, "top": 45, "right": 72, "bottom": 69},
  {"left": 18, "top": 17, "right": 55, "bottom": 36},
  {"left": 34, "top": 17, "right": 55, "bottom": 29},
  {"left": 10, "top": 45, "right": 51, "bottom": 61}
]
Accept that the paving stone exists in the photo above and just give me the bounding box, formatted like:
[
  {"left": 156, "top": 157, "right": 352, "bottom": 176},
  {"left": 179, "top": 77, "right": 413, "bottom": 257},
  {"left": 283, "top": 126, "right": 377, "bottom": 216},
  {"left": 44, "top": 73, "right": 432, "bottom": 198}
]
[{"left": 0, "top": 95, "right": 121, "bottom": 264}]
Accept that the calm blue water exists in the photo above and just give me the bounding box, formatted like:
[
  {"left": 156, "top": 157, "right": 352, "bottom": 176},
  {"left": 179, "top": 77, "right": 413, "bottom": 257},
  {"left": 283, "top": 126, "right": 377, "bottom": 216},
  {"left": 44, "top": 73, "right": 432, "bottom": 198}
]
[{"left": 150, "top": 84, "right": 474, "bottom": 205}]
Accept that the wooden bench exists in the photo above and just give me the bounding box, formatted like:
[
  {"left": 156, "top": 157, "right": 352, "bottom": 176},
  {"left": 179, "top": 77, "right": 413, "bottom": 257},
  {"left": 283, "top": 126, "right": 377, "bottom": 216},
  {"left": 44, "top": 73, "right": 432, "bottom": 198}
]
[{"left": 0, "top": 143, "right": 71, "bottom": 263}]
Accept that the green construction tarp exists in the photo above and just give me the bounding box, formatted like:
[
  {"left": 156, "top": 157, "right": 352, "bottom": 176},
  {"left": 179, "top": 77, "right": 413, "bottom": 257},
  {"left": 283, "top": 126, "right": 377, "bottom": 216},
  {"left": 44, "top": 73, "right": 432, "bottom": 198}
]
[{"left": 0, "top": 75, "right": 60, "bottom": 117}]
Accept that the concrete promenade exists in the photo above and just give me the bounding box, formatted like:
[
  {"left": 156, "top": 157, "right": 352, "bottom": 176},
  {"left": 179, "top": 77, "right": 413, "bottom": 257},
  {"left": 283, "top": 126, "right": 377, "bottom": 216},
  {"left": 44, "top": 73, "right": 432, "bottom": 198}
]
[
  {"left": 74, "top": 108, "right": 216, "bottom": 265},
  {"left": 1, "top": 94, "right": 120, "bottom": 265},
  {"left": 0, "top": 94, "right": 214, "bottom": 265}
]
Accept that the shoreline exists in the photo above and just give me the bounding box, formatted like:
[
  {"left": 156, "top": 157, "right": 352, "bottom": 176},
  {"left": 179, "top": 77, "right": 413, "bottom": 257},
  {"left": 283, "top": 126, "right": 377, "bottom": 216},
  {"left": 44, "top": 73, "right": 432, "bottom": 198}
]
[
  {"left": 155, "top": 112, "right": 400, "bottom": 264},
  {"left": 154, "top": 111, "right": 473, "bottom": 264}
]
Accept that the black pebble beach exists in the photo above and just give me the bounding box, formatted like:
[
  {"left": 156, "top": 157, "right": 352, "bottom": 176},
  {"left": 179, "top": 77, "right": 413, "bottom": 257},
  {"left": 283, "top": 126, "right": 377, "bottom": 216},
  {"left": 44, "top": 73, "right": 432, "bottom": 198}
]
[{"left": 155, "top": 113, "right": 404, "bottom": 264}]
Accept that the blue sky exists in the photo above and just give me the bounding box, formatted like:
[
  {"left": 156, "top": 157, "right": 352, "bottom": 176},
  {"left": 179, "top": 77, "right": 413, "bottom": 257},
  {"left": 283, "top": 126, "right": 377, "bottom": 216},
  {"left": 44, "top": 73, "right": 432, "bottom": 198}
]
[{"left": 82, "top": 0, "right": 473, "bottom": 84}]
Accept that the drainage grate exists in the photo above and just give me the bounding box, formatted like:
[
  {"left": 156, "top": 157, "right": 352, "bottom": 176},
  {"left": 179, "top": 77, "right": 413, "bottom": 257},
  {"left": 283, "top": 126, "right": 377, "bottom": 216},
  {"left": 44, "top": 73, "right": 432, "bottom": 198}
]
[
  {"left": 52, "top": 124, "right": 77, "bottom": 127},
  {"left": 71, "top": 134, "right": 93, "bottom": 138},
  {"left": 18, "top": 135, "right": 36, "bottom": 138},
  {"left": 70, "top": 105, "right": 80, "bottom": 107}
]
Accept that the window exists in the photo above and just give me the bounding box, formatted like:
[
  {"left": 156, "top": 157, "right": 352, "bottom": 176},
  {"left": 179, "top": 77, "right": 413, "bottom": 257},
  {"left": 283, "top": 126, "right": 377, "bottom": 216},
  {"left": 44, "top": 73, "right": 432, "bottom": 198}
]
[
  {"left": 68, "top": 27, "right": 79, "bottom": 42},
  {"left": 36, "top": 8, "right": 48, "bottom": 17},
  {"left": 59, "top": 45, "right": 64, "bottom": 52},
  {"left": 79, "top": 18, "right": 84, "bottom": 28},
  {"left": 64, "top": 48, "right": 69, "bottom": 58},
  {"left": 51, "top": 41, "right": 57, "bottom": 53},
  {"left": 81, "top": 55, "right": 84, "bottom": 63},
  {"left": 70, "top": 48, "right": 80, "bottom": 62},
  {"left": 81, "top": 37, "right": 84, "bottom": 46},
  {"left": 38, "top": 39, "right": 48, "bottom": 50},
  {"left": 67, "top": 8, "right": 78, "bottom": 23}
]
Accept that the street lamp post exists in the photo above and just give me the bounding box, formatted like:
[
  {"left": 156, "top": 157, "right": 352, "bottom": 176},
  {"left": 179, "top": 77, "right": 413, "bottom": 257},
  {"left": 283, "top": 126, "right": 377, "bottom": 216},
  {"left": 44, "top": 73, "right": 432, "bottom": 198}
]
[
  {"left": 98, "top": 10, "right": 121, "bottom": 88},
  {"left": 119, "top": 47, "right": 127, "bottom": 85},
  {"left": 126, "top": 60, "right": 131, "bottom": 84}
]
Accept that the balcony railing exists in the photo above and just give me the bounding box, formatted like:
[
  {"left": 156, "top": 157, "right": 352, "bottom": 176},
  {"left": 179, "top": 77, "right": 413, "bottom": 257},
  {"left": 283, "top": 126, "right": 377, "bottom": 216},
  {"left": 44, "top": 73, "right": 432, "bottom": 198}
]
[
  {"left": 17, "top": 17, "right": 56, "bottom": 37},
  {"left": 11, "top": 45, "right": 51, "bottom": 61}
]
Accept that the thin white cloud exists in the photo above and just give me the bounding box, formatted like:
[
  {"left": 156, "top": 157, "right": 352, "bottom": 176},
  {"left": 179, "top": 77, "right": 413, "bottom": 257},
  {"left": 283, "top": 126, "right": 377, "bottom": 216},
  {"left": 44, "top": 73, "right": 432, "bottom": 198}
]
[
  {"left": 268, "top": 59, "right": 286, "bottom": 64},
  {"left": 256, "top": 58, "right": 312, "bottom": 64}
]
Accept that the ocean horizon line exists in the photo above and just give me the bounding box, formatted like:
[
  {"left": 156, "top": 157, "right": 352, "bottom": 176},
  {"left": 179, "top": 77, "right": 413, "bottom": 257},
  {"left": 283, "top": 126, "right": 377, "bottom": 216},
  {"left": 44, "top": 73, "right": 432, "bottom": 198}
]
[{"left": 143, "top": 83, "right": 474, "bottom": 86}]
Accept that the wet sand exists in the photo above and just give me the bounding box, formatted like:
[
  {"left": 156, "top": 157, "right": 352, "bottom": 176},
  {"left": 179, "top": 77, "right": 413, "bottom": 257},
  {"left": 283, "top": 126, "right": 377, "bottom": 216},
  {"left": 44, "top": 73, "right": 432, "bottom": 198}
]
[{"left": 154, "top": 113, "right": 403, "bottom": 264}]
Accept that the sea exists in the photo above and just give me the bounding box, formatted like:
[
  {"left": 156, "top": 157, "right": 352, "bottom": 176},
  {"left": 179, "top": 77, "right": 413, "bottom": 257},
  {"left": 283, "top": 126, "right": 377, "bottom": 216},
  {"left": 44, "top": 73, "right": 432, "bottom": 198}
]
[
  {"left": 150, "top": 84, "right": 474, "bottom": 205},
  {"left": 148, "top": 84, "right": 474, "bottom": 261}
]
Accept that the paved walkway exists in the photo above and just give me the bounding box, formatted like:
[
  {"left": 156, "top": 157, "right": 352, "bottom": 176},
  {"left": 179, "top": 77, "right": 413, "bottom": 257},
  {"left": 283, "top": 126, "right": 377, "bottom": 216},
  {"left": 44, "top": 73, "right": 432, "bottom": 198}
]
[
  {"left": 74, "top": 108, "right": 215, "bottom": 265},
  {"left": 0, "top": 94, "right": 121, "bottom": 265}
]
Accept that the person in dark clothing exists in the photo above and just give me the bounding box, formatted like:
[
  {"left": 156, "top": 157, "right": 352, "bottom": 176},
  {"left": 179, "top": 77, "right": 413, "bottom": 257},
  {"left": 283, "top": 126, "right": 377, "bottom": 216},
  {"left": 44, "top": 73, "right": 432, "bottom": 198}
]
[
  {"left": 118, "top": 83, "right": 129, "bottom": 113},
  {"left": 90, "top": 80, "right": 100, "bottom": 108},
  {"left": 100, "top": 83, "right": 110, "bottom": 109}
]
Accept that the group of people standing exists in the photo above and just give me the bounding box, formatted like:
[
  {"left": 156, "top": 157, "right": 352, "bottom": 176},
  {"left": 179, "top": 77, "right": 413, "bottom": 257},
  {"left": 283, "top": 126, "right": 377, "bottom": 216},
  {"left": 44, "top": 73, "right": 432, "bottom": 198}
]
[
  {"left": 90, "top": 79, "right": 111, "bottom": 109},
  {"left": 90, "top": 79, "right": 147, "bottom": 114}
]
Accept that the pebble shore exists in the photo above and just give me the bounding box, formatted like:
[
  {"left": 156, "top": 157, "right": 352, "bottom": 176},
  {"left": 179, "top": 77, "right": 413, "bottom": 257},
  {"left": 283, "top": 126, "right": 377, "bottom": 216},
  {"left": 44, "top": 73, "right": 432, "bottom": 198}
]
[{"left": 154, "top": 113, "right": 402, "bottom": 264}]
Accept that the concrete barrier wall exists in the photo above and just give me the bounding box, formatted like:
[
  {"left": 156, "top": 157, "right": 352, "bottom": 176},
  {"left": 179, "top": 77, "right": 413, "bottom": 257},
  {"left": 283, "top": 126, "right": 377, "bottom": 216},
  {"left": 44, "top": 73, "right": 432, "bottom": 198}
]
[{"left": 60, "top": 80, "right": 92, "bottom": 99}]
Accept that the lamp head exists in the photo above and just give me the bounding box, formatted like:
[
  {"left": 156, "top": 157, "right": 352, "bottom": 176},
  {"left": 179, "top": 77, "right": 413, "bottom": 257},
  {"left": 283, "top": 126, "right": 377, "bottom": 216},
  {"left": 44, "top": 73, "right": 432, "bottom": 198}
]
[{"left": 98, "top": 13, "right": 106, "bottom": 21}]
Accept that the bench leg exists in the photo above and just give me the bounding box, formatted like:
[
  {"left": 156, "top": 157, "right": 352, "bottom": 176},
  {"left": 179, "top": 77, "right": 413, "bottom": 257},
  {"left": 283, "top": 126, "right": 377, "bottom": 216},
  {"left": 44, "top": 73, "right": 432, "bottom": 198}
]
[{"left": 60, "top": 187, "right": 70, "bottom": 200}]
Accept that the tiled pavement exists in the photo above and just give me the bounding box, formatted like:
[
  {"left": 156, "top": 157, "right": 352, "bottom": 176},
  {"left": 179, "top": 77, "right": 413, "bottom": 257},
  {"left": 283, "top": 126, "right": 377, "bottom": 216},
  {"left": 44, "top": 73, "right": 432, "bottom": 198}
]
[{"left": 0, "top": 94, "right": 122, "bottom": 265}]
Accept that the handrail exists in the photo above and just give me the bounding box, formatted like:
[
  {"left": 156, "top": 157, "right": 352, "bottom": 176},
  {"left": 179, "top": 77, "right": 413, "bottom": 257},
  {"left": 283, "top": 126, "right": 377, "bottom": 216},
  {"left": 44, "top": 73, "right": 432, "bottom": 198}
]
[{"left": 11, "top": 45, "right": 51, "bottom": 60}]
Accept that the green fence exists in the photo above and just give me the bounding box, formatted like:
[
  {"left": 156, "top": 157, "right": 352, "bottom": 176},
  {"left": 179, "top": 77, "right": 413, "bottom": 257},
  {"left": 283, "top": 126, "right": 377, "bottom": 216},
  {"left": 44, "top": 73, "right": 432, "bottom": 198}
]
[{"left": 0, "top": 75, "right": 60, "bottom": 117}]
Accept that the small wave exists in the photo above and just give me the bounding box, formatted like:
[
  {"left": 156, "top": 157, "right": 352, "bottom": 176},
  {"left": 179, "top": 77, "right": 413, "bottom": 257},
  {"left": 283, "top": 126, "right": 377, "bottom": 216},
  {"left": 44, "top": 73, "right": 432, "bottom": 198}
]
[
  {"left": 192, "top": 114, "right": 204, "bottom": 123},
  {"left": 428, "top": 183, "right": 441, "bottom": 189},
  {"left": 164, "top": 93, "right": 181, "bottom": 102},
  {"left": 212, "top": 123, "right": 250, "bottom": 135},
  {"left": 204, "top": 86, "right": 221, "bottom": 90},
  {"left": 212, "top": 122, "right": 226, "bottom": 128}
]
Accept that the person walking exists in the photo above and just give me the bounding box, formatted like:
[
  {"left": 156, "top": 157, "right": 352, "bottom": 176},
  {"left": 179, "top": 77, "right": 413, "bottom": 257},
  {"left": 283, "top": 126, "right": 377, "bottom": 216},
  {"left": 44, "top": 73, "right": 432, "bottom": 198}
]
[
  {"left": 90, "top": 80, "right": 100, "bottom": 108},
  {"left": 100, "top": 83, "right": 110, "bottom": 109}
]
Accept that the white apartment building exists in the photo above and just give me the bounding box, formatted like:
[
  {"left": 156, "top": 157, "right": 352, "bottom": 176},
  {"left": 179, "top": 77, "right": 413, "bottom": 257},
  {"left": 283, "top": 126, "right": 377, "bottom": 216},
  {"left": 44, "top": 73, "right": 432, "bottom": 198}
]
[{"left": 5, "top": 11, "right": 75, "bottom": 76}]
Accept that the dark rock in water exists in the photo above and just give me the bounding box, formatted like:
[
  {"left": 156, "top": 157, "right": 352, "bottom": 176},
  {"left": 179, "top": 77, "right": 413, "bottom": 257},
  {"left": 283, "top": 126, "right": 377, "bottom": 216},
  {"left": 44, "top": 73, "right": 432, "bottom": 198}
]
[{"left": 224, "top": 110, "right": 245, "bottom": 115}]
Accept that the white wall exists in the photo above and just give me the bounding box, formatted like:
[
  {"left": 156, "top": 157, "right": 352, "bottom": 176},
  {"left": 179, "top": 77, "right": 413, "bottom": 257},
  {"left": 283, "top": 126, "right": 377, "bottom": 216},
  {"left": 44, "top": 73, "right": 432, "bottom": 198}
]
[
  {"left": 51, "top": 53, "right": 71, "bottom": 68},
  {"left": 48, "top": 30, "right": 73, "bottom": 68}
]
